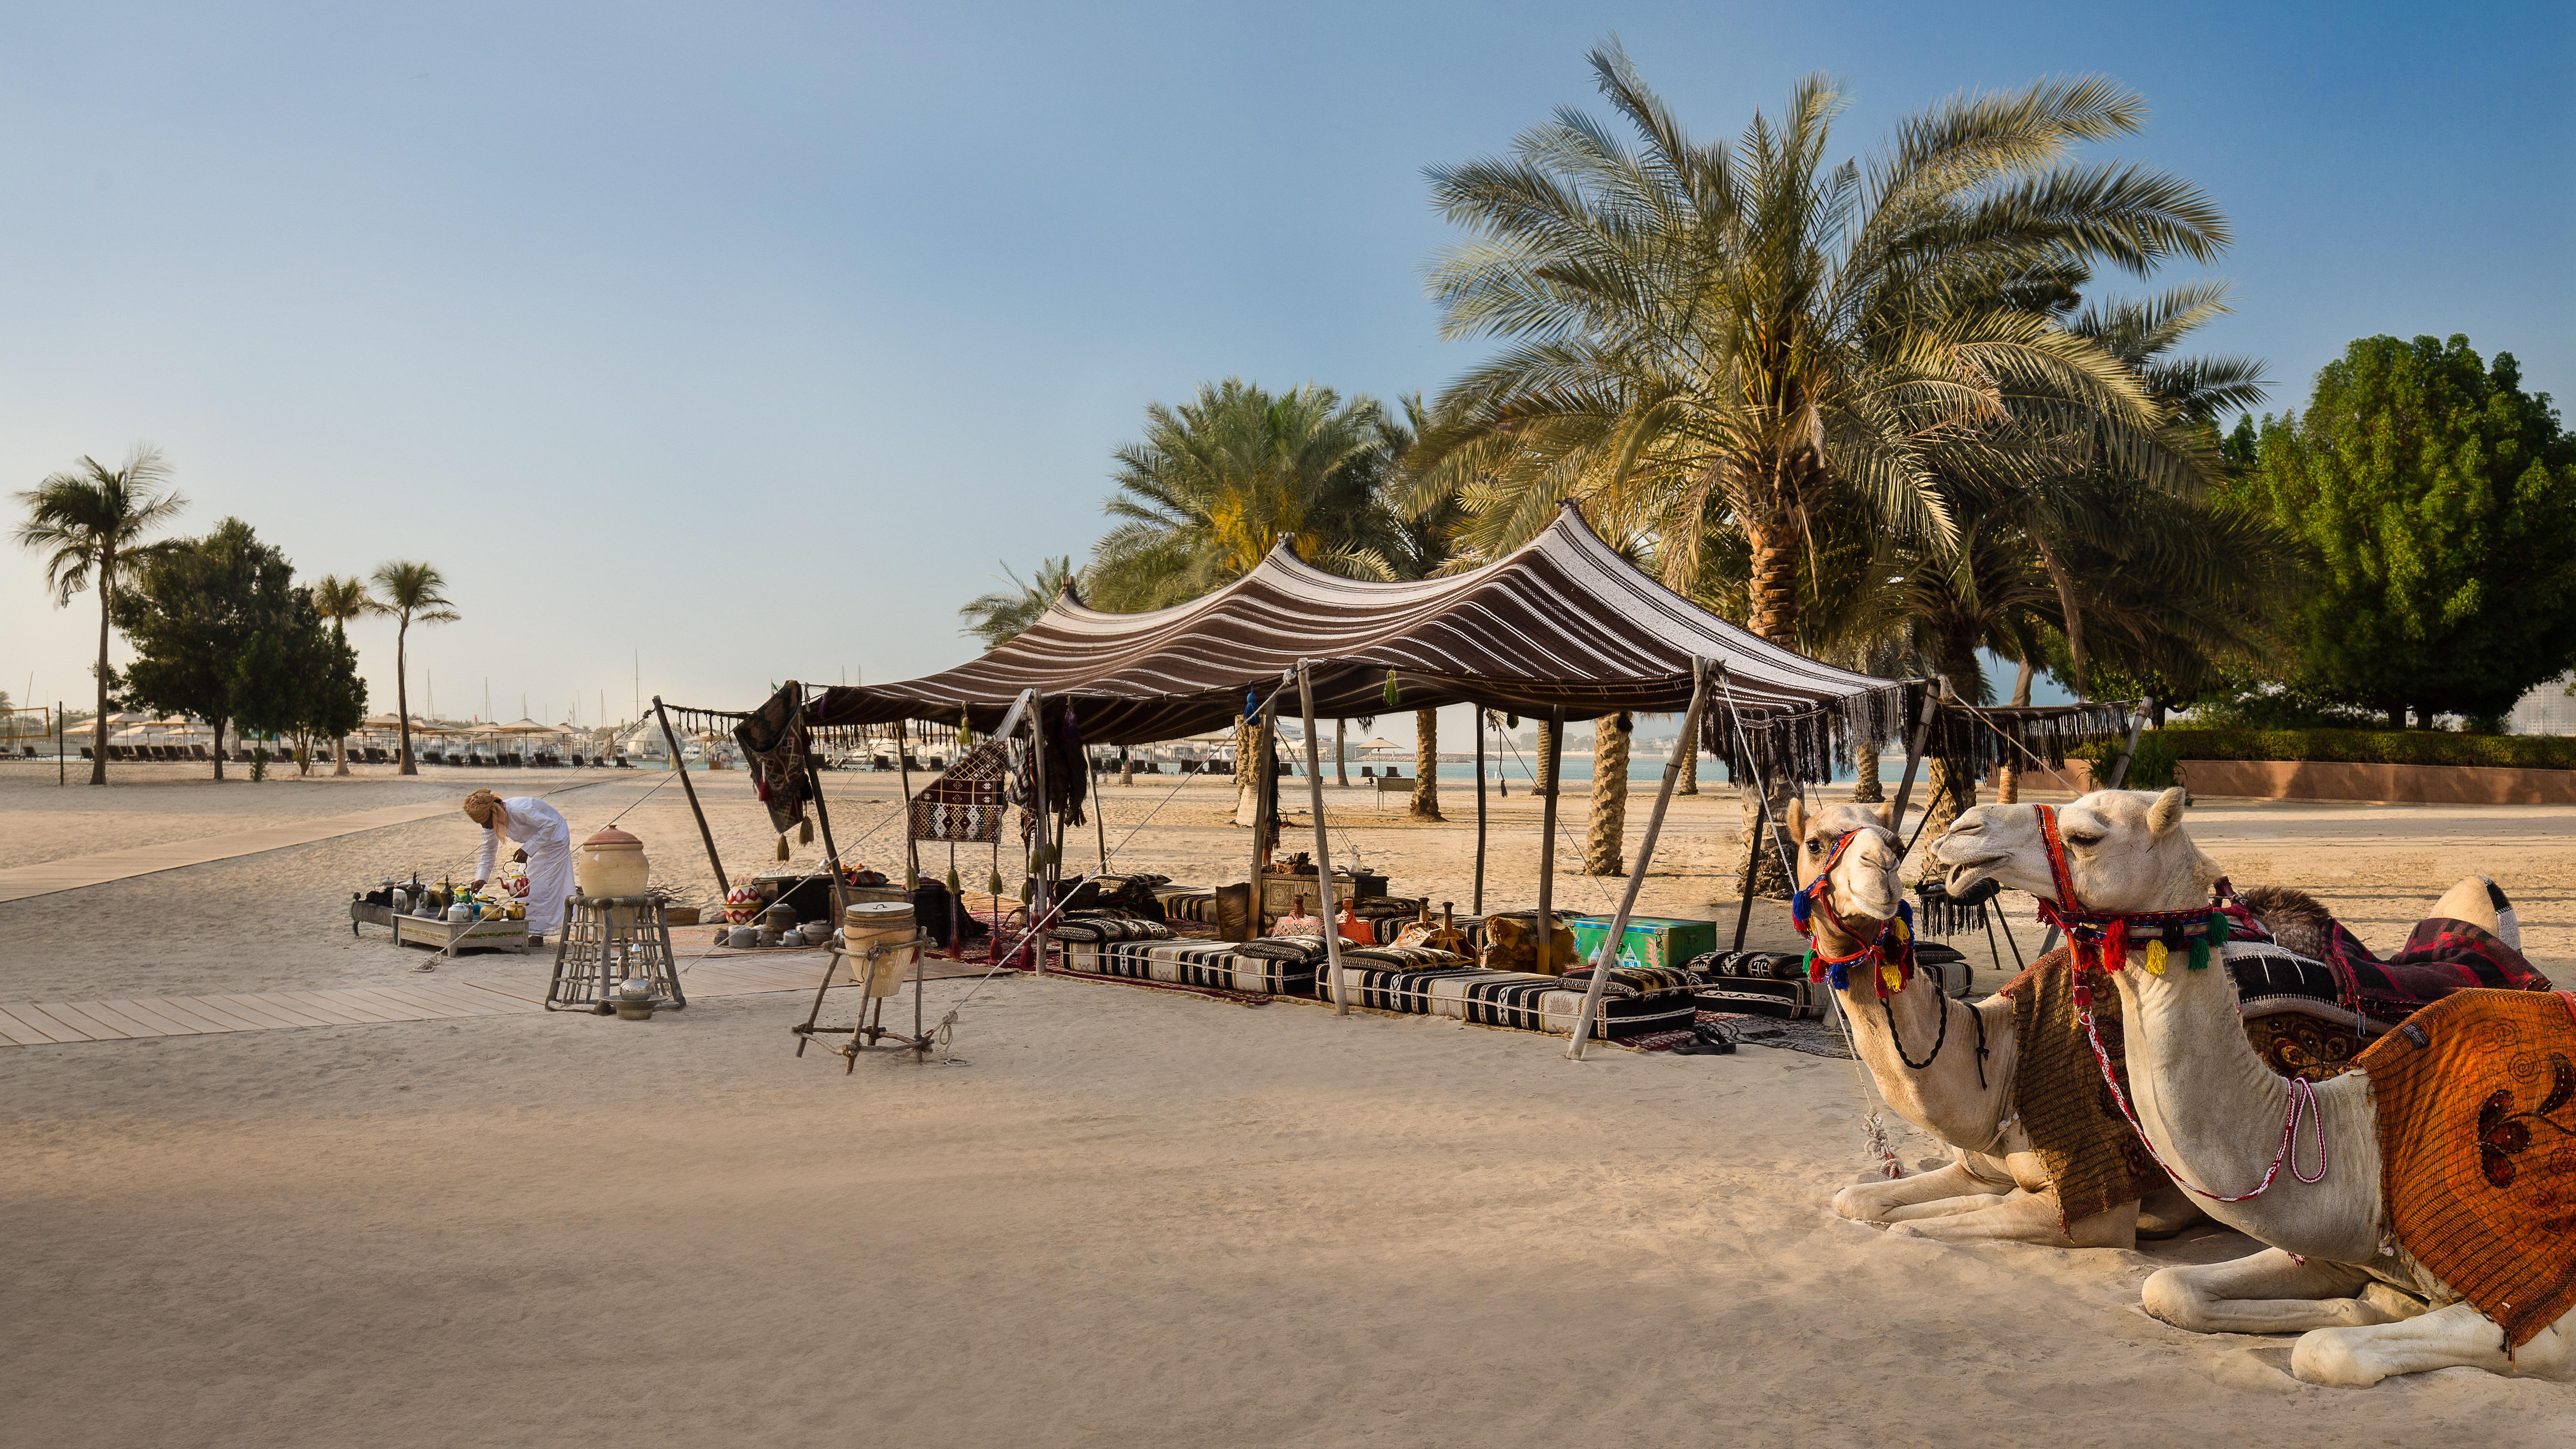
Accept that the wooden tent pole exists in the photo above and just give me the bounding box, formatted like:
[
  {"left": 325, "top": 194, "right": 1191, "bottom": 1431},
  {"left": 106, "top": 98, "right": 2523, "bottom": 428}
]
[
  {"left": 1571, "top": 661, "right": 1708, "bottom": 1058},
  {"left": 1887, "top": 679, "right": 1943, "bottom": 825},
  {"left": 795, "top": 690, "right": 847, "bottom": 922},
  {"left": 1297, "top": 663, "right": 1351, "bottom": 1016},
  {"left": 1534, "top": 707, "right": 1564, "bottom": 974},
  {"left": 653, "top": 695, "right": 727, "bottom": 896},
  {"left": 896, "top": 720, "right": 919, "bottom": 884},
  {"left": 1028, "top": 692, "right": 1050, "bottom": 975},
  {"left": 1473, "top": 706, "right": 1488, "bottom": 916},
  {"left": 2036, "top": 696, "right": 2154, "bottom": 955}
]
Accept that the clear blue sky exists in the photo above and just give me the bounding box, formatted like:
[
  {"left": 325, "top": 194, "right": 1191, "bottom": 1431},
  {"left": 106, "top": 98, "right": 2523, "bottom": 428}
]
[{"left": 4, "top": 1, "right": 2568, "bottom": 729}]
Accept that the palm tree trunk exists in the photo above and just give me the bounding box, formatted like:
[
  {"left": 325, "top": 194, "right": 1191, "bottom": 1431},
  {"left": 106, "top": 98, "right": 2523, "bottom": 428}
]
[
  {"left": 1678, "top": 744, "right": 1698, "bottom": 795},
  {"left": 1851, "top": 744, "right": 1883, "bottom": 803},
  {"left": 1995, "top": 656, "right": 2038, "bottom": 804},
  {"left": 395, "top": 624, "right": 416, "bottom": 775},
  {"left": 1334, "top": 718, "right": 1348, "bottom": 788},
  {"left": 1409, "top": 708, "right": 1441, "bottom": 820},
  {"left": 2035, "top": 538, "right": 2088, "bottom": 699},
  {"left": 1584, "top": 713, "right": 1628, "bottom": 875},
  {"left": 91, "top": 571, "right": 112, "bottom": 786},
  {"left": 1736, "top": 495, "right": 1799, "bottom": 898}
]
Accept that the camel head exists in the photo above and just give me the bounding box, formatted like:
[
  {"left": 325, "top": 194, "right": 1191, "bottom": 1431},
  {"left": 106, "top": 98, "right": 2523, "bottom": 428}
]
[
  {"left": 1785, "top": 797, "right": 1904, "bottom": 952},
  {"left": 1931, "top": 788, "right": 2220, "bottom": 916}
]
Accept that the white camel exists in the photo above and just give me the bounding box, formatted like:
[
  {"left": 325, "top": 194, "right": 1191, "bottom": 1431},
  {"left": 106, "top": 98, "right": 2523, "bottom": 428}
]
[
  {"left": 1933, "top": 788, "right": 2573, "bottom": 1387},
  {"left": 1789, "top": 800, "right": 2195, "bottom": 1247}
]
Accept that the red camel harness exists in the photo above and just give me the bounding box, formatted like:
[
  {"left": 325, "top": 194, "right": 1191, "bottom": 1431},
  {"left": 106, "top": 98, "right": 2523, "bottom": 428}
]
[
  {"left": 1796, "top": 827, "right": 1986, "bottom": 1088},
  {"left": 2034, "top": 804, "right": 2328, "bottom": 1201}
]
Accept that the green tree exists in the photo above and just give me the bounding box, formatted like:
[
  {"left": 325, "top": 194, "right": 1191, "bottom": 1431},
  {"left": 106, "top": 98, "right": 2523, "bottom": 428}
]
[
  {"left": 231, "top": 586, "right": 363, "bottom": 776},
  {"left": 2231, "top": 335, "right": 2576, "bottom": 725},
  {"left": 368, "top": 560, "right": 459, "bottom": 774},
  {"left": 12, "top": 447, "right": 187, "bottom": 784},
  {"left": 959, "top": 556, "right": 1073, "bottom": 648},
  {"left": 115, "top": 518, "right": 299, "bottom": 781},
  {"left": 309, "top": 574, "right": 374, "bottom": 774},
  {"left": 1085, "top": 380, "right": 1396, "bottom": 611}
]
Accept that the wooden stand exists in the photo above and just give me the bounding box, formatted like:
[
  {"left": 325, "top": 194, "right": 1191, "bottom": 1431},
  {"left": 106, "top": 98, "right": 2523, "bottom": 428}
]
[{"left": 792, "top": 934, "right": 935, "bottom": 1071}]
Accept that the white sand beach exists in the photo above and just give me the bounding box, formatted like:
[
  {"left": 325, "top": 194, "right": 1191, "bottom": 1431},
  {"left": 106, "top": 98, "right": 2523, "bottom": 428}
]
[{"left": 5, "top": 764, "right": 2574, "bottom": 1447}]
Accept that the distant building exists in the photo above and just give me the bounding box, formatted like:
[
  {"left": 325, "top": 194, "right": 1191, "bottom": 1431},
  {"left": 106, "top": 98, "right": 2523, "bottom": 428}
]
[{"left": 2509, "top": 674, "right": 2576, "bottom": 735}]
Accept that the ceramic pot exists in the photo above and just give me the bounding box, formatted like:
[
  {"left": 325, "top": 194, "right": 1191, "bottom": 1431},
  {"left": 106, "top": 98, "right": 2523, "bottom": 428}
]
[
  {"left": 575, "top": 827, "right": 650, "bottom": 900},
  {"left": 727, "top": 925, "right": 758, "bottom": 948}
]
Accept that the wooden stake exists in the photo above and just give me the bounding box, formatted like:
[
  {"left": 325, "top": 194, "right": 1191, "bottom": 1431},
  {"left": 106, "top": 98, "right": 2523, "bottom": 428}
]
[
  {"left": 1571, "top": 661, "right": 1708, "bottom": 1057},
  {"left": 1473, "top": 706, "right": 1488, "bottom": 916},
  {"left": 1297, "top": 663, "right": 1350, "bottom": 1016},
  {"left": 654, "top": 695, "right": 727, "bottom": 896},
  {"left": 1534, "top": 708, "right": 1564, "bottom": 974}
]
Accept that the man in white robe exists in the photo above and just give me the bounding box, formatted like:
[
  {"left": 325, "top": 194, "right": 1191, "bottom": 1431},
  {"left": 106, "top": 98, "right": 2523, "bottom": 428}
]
[{"left": 463, "top": 788, "right": 574, "bottom": 943}]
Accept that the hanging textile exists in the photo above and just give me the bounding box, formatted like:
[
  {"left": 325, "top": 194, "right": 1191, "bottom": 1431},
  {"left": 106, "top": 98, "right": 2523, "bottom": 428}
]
[
  {"left": 731, "top": 687, "right": 813, "bottom": 836},
  {"left": 910, "top": 738, "right": 1008, "bottom": 843}
]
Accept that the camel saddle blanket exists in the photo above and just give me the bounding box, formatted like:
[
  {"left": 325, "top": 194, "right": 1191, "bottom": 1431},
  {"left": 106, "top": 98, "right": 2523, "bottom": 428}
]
[
  {"left": 2320, "top": 916, "right": 2549, "bottom": 1021},
  {"left": 2003, "top": 951, "right": 2169, "bottom": 1232},
  {"left": 2357, "top": 989, "right": 2576, "bottom": 1349}
]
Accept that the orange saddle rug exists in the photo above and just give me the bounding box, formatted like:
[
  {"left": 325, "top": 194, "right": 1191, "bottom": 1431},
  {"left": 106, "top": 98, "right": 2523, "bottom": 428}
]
[{"left": 2358, "top": 989, "right": 2576, "bottom": 1349}]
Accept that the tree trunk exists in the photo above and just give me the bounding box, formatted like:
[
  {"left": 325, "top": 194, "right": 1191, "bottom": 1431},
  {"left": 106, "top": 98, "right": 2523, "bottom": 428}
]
[
  {"left": 1735, "top": 498, "right": 1800, "bottom": 898},
  {"left": 91, "top": 569, "right": 112, "bottom": 785},
  {"left": 1851, "top": 744, "right": 1883, "bottom": 803},
  {"left": 333, "top": 736, "right": 350, "bottom": 776},
  {"left": 2036, "top": 538, "right": 2088, "bottom": 699},
  {"left": 395, "top": 625, "right": 417, "bottom": 775},
  {"left": 210, "top": 712, "right": 229, "bottom": 784},
  {"left": 1995, "top": 656, "right": 2037, "bottom": 804},
  {"left": 2387, "top": 706, "right": 2405, "bottom": 730},
  {"left": 1334, "top": 718, "right": 1348, "bottom": 788},
  {"left": 1922, "top": 756, "right": 1974, "bottom": 854},
  {"left": 1410, "top": 707, "right": 1442, "bottom": 820},
  {"left": 1584, "top": 714, "right": 1629, "bottom": 876},
  {"left": 1678, "top": 745, "right": 1698, "bottom": 795},
  {"left": 1233, "top": 713, "right": 1263, "bottom": 827}
]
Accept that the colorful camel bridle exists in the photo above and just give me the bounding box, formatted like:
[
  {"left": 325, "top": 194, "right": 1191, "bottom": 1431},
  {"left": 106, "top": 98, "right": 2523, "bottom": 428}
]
[
  {"left": 1792, "top": 828, "right": 1916, "bottom": 999},
  {"left": 2033, "top": 804, "right": 2328, "bottom": 1199}
]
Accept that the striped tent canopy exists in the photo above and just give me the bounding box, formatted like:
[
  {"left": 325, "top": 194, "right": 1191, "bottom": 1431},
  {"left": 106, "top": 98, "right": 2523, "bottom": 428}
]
[{"left": 770, "top": 506, "right": 1910, "bottom": 777}]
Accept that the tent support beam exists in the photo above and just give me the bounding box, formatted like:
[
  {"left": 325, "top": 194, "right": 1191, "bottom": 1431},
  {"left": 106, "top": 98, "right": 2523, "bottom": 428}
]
[
  {"left": 896, "top": 720, "right": 919, "bottom": 885},
  {"left": 793, "top": 688, "right": 847, "bottom": 924},
  {"left": 1472, "top": 706, "right": 1488, "bottom": 916},
  {"left": 1534, "top": 708, "right": 1564, "bottom": 975},
  {"left": 1571, "top": 660, "right": 1708, "bottom": 1057},
  {"left": 1888, "top": 678, "right": 1943, "bottom": 825},
  {"left": 1028, "top": 691, "right": 1050, "bottom": 976},
  {"left": 653, "top": 695, "right": 727, "bottom": 897},
  {"left": 1297, "top": 663, "right": 1350, "bottom": 1016}
]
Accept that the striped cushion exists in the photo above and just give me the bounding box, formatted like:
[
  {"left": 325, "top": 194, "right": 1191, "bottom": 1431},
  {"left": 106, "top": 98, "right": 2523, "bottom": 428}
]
[
  {"left": 1315, "top": 964, "right": 1699, "bottom": 1039},
  {"left": 1048, "top": 915, "right": 1177, "bottom": 944},
  {"left": 1062, "top": 941, "right": 1317, "bottom": 996}
]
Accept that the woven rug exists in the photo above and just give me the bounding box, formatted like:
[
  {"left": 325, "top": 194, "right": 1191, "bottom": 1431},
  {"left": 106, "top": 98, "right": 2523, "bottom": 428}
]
[
  {"left": 2003, "top": 952, "right": 2169, "bottom": 1233},
  {"left": 2358, "top": 989, "right": 2576, "bottom": 1349}
]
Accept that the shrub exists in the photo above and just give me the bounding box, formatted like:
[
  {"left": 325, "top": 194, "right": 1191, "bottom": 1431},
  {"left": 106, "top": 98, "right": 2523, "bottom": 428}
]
[{"left": 2157, "top": 727, "right": 2576, "bottom": 771}]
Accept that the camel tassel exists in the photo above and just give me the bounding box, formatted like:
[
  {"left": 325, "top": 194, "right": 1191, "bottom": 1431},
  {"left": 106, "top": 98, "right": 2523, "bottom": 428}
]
[{"left": 2143, "top": 939, "right": 2168, "bottom": 975}]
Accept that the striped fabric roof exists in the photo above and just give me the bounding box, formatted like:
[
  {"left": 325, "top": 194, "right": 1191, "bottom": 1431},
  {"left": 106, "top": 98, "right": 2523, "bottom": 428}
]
[{"left": 805, "top": 505, "right": 1903, "bottom": 748}]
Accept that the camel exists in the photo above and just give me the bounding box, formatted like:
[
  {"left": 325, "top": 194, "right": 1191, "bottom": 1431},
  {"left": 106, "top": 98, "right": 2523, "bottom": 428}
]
[
  {"left": 1787, "top": 799, "right": 2198, "bottom": 1247},
  {"left": 1933, "top": 788, "right": 2572, "bottom": 1386}
]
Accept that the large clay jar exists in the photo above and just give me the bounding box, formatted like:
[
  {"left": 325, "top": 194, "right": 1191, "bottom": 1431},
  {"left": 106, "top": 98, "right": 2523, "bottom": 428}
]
[{"left": 576, "top": 827, "right": 651, "bottom": 899}]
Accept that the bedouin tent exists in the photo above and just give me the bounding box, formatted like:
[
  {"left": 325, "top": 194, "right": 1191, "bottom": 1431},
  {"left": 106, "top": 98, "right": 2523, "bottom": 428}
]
[{"left": 691, "top": 504, "right": 1921, "bottom": 1056}]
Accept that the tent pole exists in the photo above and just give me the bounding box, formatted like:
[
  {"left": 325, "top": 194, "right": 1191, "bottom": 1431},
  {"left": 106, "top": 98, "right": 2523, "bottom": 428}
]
[
  {"left": 796, "top": 692, "right": 847, "bottom": 924},
  {"left": 653, "top": 695, "right": 727, "bottom": 897},
  {"left": 1534, "top": 707, "right": 1564, "bottom": 974},
  {"left": 1571, "top": 661, "right": 1708, "bottom": 1057},
  {"left": 1297, "top": 663, "right": 1350, "bottom": 1016},
  {"left": 1473, "top": 706, "right": 1488, "bottom": 916},
  {"left": 1887, "top": 678, "right": 1943, "bottom": 825},
  {"left": 2037, "top": 696, "right": 2155, "bottom": 956},
  {"left": 896, "top": 720, "right": 919, "bottom": 884},
  {"left": 1028, "top": 692, "right": 1049, "bottom": 976}
]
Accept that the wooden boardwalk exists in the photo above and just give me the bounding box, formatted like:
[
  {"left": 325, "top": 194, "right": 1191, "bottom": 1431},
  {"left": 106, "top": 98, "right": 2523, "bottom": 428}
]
[{"left": 0, "top": 950, "right": 1004, "bottom": 1047}]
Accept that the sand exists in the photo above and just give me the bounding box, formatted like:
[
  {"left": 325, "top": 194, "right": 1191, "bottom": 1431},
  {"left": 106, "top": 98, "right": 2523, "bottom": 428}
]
[{"left": 5, "top": 761, "right": 2574, "bottom": 1445}]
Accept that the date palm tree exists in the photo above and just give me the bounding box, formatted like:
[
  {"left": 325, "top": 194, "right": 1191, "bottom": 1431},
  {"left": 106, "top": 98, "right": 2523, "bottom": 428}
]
[
  {"left": 959, "top": 556, "right": 1073, "bottom": 648},
  {"left": 13, "top": 447, "right": 186, "bottom": 784},
  {"left": 1412, "top": 47, "right": 2230, "bottom": 891},
  {"left": 310, "top": 574, "right": 374, "bottom": 775},
  {"left": 367, "top": 560, "right": 457, "bottom": 775}
]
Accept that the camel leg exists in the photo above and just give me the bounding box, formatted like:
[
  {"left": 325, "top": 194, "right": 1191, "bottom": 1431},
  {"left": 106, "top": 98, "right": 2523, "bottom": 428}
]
[
  {"left": 1833, "top": 1160, "right": 2013, "bottom": 1223},
  {"left": 2430, "top": 876, "right": 2518, "bottom": 949},
  {"left": 2134, "top": 1185, "right": 2205, "bottom": 1240},
  {"left": 2292, "top": 1303, "right": 2575, "bottom": 1387},
  {"left": 1887, "top": 1192, "right": 2137, "bottom": 1248},
  {"left": 2142, "top": 1249, "right": 2423, "bottom": 1335}
]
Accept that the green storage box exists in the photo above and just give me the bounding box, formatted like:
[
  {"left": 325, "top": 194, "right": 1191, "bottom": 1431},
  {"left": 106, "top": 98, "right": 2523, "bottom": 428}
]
[{"left": 1567, "top": 915, "right": 1719, "bottom": 971}]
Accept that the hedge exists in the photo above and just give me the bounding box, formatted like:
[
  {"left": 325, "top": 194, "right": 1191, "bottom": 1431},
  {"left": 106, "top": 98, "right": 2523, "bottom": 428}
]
[{"left": 2154, "top": 727, "right": 2576, "bottom": 772}]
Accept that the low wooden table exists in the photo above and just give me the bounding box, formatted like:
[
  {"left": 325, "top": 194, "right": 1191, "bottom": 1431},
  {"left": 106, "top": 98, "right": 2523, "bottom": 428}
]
[{"left": 351, "top": 899, "right": 532, "bottom": 957}]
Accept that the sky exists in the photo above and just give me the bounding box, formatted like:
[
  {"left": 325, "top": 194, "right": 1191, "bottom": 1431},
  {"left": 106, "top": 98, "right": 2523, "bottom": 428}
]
[{"left": 3, "top": 1, "right": 2569, "bottom": 734}]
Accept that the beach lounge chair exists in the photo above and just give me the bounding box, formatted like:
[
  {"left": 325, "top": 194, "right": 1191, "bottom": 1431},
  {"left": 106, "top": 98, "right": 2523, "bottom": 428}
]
[
  {"left": 1372, "top": 772, "right": 1411, "bottom": 805},
  {"left": 191, "top": 745, "right": 211, "bottom": 761}
]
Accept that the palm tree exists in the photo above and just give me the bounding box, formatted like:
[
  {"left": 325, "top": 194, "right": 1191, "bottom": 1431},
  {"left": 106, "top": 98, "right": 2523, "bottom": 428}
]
[
  {"left": 12, "top": 448, "right": 186, "bottom": 784},
  {"left": 1085, "top": 380, "right": 1396, "bottom": 611},
  {"left": 1413, "top": 49, "right": 2228, "bottom": 891},
  {"left": 959, "top": 557, "right": 1073, "bottom": 648},
  {"left": 310, "top": 574, "right": 374, "bottom": 775},
  {"left": 367, "top": 561, "right": 458, "bottom": 776}
]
